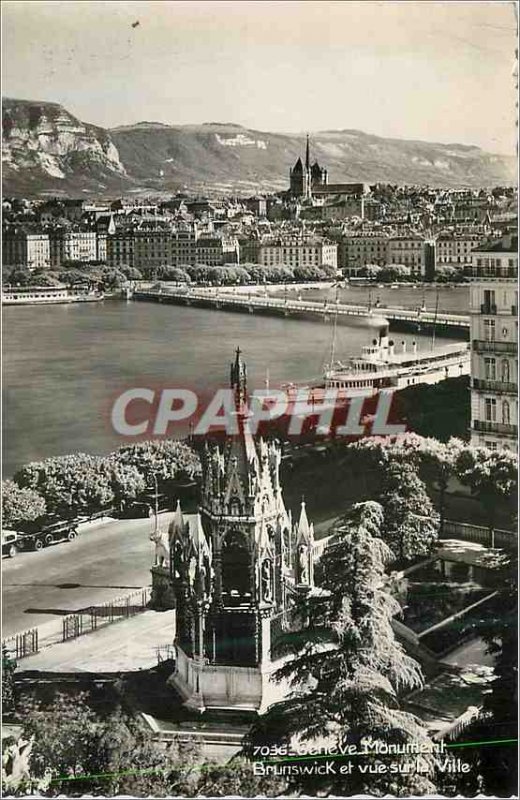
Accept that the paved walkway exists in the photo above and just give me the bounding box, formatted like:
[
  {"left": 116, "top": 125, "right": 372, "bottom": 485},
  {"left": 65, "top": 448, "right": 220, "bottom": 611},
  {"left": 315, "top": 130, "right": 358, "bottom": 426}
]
[{"left": 17, "top": 609, "right": 176, "bottom": 674}]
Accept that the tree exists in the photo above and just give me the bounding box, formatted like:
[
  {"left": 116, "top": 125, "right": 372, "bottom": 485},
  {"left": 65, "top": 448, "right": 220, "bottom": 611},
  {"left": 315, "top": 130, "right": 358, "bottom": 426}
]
[
  {"left": 13, "top": 454, "right": 114, "bottom": 519},
  {"left": 379, "top": 460, "right": 439, "bottom": 563},
  {"left": 113, "top": 440, "right": 201, "bottom": 492},
  {"left": 26, "top": 271, "right": 63, "bottom": 287},
  {"left": 195, "top": 757, "right": 286, "bottom": 797},
  {"left": 438, "top": 570, "right": 517, "bottom": 798},
  {"left": 18, "top": 693, "right": 200, "bottom": 797},
  {"left": 359, "top": 264, "right": 383, "bottom": 280},
  {"left": 2, "top": 645, "right": 17, "bottom": 716},
  {"left": 119, "top": 266, "right": 143, "bottom": 281},
  {"left": 246, "top": 502, "right": 436, "bottom": 797},
  {"left": 416, "top": 438, "right": 464, "bottom": 534},
  {"left": 6, "top": 268, "right": 30, "bottom": 286},
  {"left": 293, "top": 265, "right": 327, "bottom": 281},
  {"left": 99, "top": 458, "right": 146, "bottom": 514},
  {"left": 98, "top": 267, "right": 127, "bottom": 289},
  {"left": 58, "top": 269, "right": 89, "bottom": 286},
  {"left": 2, "top": 480, "right": 46, "bottom": 528},
  {"left": 455, "top": 446, "right": 517, "bottom": 546},
  {"left": 146, "top": 265, "right": 190, "bottom": 283}
]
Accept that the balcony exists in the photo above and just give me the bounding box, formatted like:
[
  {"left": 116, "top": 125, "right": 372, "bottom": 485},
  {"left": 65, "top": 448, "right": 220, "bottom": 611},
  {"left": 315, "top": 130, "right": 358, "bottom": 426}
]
[
  {"left": 467, "top": 267, "right": 517, "bottom": 280},
  {"left": 473, "top": 339, "right": 518, "bottom": 354},
  {"left": 472, "top": 378, "right": 517, "bottom": 394},
  {"left": 473, "top": 420, "right": 518, "bottom": 436},
  {"left": 480, "top": 303, "right": 497, "bottom": 314}
]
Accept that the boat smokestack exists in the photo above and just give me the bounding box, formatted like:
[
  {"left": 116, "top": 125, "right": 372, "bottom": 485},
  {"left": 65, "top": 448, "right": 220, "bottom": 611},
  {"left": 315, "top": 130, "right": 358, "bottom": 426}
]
[
  {"left": 401, "top": 340, "right": 406, "bottom": 354},
  {"left": 412, "top": 341, "right": 417, "bottom": 355},
  {"left": 379, "top": 324, "right": 390, "bottom": 352},
  {"left": 388, "top": 339, "right": 395, "bottom": 357}
]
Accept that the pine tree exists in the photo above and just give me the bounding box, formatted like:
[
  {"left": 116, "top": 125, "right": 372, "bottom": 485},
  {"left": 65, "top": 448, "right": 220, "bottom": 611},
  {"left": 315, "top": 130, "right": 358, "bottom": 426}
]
[
  {"left": 245, "top": 501, "right": 438, "bottom": 797},
  {"left": 379, "top": 460, "right": 439, "bottom": 564}
]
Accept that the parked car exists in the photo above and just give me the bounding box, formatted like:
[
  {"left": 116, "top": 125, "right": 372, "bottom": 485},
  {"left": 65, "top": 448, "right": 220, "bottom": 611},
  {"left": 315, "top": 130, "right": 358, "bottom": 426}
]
[
  {"left": 2, "top": 529, "right": 20, "bottom": 558},
  {"left": 17, "top": 517, "right": 79, "bottom": 551}
]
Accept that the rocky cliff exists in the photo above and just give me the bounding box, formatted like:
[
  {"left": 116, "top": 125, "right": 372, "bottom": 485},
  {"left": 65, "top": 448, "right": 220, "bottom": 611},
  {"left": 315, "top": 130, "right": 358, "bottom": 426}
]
[
  {"left": 2, "top": 98, "right": 517, "bottom": 197},
  {"left": 2, "top": 98, "right": 129, "bottom": 196}
]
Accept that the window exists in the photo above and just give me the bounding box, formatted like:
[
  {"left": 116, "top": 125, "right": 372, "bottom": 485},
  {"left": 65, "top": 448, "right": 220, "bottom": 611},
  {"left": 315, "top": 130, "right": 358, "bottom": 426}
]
[
  {"left": 485, "top": 398, "right": 496, "bottom": 422},
  {"left": 484, "top": 358, "right": 496, "bottom": 380},
  {"left": 484, "top": 319, "right": 496, "bottom": 341},
  {"left": 483, "top": 289, "right": 495, "bottom": 309}
]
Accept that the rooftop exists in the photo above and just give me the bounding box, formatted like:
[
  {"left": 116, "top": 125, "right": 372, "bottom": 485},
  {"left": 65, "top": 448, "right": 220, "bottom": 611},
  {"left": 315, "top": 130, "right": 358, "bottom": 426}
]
[{"left": 472, "top": 234, "right": 517, "bottom": 254}]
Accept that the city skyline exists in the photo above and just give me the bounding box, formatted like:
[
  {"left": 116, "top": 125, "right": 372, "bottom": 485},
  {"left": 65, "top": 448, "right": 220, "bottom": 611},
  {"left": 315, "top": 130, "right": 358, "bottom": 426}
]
[{"left": 2, "top": 1, "right": 518, "bottom": 155}]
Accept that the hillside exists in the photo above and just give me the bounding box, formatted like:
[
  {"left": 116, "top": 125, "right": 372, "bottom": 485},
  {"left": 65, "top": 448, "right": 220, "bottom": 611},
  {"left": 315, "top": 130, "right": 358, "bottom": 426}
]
[
  {"left": 2, "top": 98, "right": 517, "bottom": 197},
  {"left": 2, "top": 98, "right": 131, "bottom": 196}
]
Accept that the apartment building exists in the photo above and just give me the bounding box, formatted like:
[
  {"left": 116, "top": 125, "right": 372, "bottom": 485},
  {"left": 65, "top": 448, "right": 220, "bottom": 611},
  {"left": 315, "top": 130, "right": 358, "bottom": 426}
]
[
  {"left": 49, "top": 231, "right": 98, "bottom": 267},
  {"left": 387, "top": 235, "right": 425, "bottom": 275},
  {"left": 133, "top": 230, "right": 174, "bottom": 271},
  {"left": 171, "top": 230, "right": 198, "bottom": 266},
  {"left": 106, "top": 230, "right": 135, "bottom": 269},
  {"left": 2, "top": 231, "right": 50, "bottom": 269},
  {"left": 435, "top": 232, "right": 484, "bottom": 267},
  {"left": 256, "top": 236, "right": 338, "bottom": 269},
  {"left": 469, "top": 233, "right": 518, "bottom": 450},
  {"left": 339, "top": 234, "right": 389, "bottom": 275}
]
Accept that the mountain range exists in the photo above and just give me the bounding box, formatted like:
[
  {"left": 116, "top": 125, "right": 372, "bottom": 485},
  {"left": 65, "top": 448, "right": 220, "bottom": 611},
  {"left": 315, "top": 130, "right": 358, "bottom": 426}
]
[{"left": 2, "top": 98, "right": 517, "bottom": 197}]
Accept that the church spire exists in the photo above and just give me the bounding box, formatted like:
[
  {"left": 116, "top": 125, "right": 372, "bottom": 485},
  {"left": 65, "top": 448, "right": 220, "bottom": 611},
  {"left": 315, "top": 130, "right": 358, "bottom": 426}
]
[
  {"left": 305, "top": 133, "right": 310, "bottom": 171},
  {"left": 230, "top": 347, "right": 247, "bottom": 409}
]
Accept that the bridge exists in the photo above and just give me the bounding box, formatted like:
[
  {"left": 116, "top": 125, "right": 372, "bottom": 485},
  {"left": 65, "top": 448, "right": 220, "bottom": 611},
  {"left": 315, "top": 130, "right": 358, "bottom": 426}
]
[{"left": 132, "top": 285, "right": 470, "bottom": 336}]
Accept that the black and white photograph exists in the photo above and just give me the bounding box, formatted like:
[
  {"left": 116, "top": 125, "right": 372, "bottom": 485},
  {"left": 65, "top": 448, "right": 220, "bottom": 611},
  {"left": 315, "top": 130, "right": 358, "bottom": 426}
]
[{"left": 1, "top": 1, "right": 518, "bottom": 797}]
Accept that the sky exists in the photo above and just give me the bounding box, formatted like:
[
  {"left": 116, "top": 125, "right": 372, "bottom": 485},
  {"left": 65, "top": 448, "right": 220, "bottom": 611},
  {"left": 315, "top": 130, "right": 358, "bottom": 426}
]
[{"left": 2, "top": 1, "right": 518, "bottom": 154}]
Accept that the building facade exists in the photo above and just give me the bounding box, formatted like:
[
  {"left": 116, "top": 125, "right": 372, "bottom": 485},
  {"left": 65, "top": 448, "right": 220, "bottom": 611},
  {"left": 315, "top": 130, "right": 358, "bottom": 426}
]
[
  {"left": 3, "top": 232, "right": 50, "bottom": 269},
  {"left": 257, "top": 235, "right": 337, "bottom": 270},
  {"left": 435, "top": 232, "right": 484, "bottom": 267},
  {"left": 387, "top": 235, "right": 425, "bottom": 275},
  {"left": 106, "top": 229, "right": 135, "bottom": 269},
  {"left": 469, "top": 233, "right": 518, "bottom": 450},
  {"left": 49, "top": 231, "right": 98, "bottom": 267},
  {"left": 339, "top": 234, "right": 390, "bottom": 275}
]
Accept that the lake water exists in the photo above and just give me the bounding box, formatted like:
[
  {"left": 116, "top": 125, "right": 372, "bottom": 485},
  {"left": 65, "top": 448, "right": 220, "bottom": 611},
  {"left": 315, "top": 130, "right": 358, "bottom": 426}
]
[{"left": 3, "top": 288, "right": 467, "bottom": 476}]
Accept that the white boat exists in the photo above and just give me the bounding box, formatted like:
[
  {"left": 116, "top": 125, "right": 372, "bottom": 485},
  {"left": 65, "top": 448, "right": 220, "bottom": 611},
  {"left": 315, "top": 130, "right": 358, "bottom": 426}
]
[
  {"left": 321, "top": 325, "right": 470, "bottom": 397},
  {"left": 283, "top": 324, "right": 470, "bottom": 409},
  {"left": 2, "top": 286, "right": 104, "bottom": 306}
]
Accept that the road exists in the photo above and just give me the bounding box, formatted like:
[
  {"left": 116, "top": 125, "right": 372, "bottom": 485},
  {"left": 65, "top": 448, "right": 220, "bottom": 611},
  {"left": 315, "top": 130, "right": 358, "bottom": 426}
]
[
  {"left": 3, "top": 511, "right": 337, "bottom": 640},
  {"left": 2, "top": 515, "right": 173, "bottom": 638}
]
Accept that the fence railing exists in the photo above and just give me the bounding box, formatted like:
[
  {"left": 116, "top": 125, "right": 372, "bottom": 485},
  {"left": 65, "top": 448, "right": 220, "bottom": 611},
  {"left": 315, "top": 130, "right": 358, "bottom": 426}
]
[
  {"left": 473, "top": 339, "right": 517, "bottom": 354},
  {"left": 2, "top": 628, "right": 39, "bottom": 660},
  {"left": 61, "top": 587, "right": 151, "bottom": 643},
  {"left": 472, "top": 378, "right": 517, "bottom": 394},
  {"left": 155, "top": 644, "right": 176, "bottom": 664},
  {"left": 314, "top": 520, "right": 516, "bottom": 557},
  {"left": 441, "top": 519, "right": 516, "bottom": 550}
]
